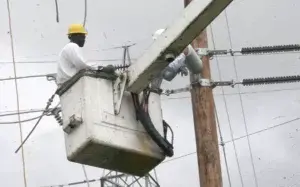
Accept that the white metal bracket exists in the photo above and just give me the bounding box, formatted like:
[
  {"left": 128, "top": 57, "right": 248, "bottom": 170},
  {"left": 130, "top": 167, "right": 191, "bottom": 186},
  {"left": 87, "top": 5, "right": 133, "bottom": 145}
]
[
  {"left": 198, "top": 79, "right": 212, "bottom": 87},
  {"left": 113, "top": 73, "right": 128, "bottom": 115},
  {"left": 192, "top": 79, "right": 237, "bottom": 88},
  {"left": 196, "top": 48, "right": 209, "bottom": 56},
  {"left": 127, "top": 0, "right": 233, "bottom": 93},
  {"left": 63, "top": 115, "right": 83, "bottom": 134}
]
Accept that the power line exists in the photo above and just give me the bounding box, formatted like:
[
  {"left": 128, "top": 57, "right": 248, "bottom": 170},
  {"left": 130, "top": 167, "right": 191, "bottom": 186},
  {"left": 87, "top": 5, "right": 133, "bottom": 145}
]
[
  {"left": 0, "top": 58, "right": 137, "bottom": 64},
  {"left": 161, "top": 152, "right": 196, "bottom": 164},
  {"left": 0, "top": 106, "right": 59, "bottom": 124},
  {"left": 223, "top": 117, "right": 300, "bottom": 144},
  {"left": 0, "top": 108, "right": 46, "bottom": 117},
  {"left": 0, "top": 114, "right": 44, "bottom": 124},
  {"left": 81, "top": 165, "right": 90, "bottom": 187},
  {"left": 224, "top": 10, "right": 259, "bottom": 187},
  {"left": 54, "top": 0, "right": 59, "bottom": 23},
  {"left": 0, "top": 74, "right": 51, "bottom": 81},
  {"left": 14, "top": 93, "right": 57, "bottom": 153},
  {"left": 205, "top": 45, "right": 300, "bottom": 57},
  {"left": 83, "top": 0, "right": 87, "bottom": 27},
  {"left": 1, "top": 85, "right": 300, "bottom": 118},
  {"left": 162, "top": 116, "right": 300, "bottom": 165},
  {"left": 210, "top": 24, "right": 241, "bottom": 187},
  {"left": 162, "top": 86, "right": 300, "bottom": 101},
  {"left": 214, "top": 100, "right": 232, "bottom": 187},
  {"left": 0, "top": 63, "right": 129, "bottom": 82},
  {"left": 6, "top": 0, "right": 27, "bottom": 186},
  {"left": 41, "top": 178, "right": 100, "bottom": 187}
]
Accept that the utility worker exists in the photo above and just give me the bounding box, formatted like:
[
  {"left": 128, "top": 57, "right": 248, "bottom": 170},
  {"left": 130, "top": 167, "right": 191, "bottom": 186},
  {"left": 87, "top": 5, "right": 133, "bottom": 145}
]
[
  {"left": 56, "top": 23, "right": 95, "bottom": 86},
  {"left": 150, "top": 28, "right": 203, "bottom": 89},
  {"left": 151, "top": 29, "right": 188, "bottom": 89},
  {"left": 152, "top": 29, "right": 188, "bottom": 83}
]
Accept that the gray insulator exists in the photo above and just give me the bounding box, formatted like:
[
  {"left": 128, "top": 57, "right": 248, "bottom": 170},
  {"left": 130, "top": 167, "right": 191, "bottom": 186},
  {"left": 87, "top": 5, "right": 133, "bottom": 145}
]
[
  {"left": 51, "top": 108, "right": 63, "bottom": 126},
  {"left": 185, "top": 45, "right": 203, "bottom": 74},
  {"left": 54, "top": 114, "right": 63, "bottom": 126}
]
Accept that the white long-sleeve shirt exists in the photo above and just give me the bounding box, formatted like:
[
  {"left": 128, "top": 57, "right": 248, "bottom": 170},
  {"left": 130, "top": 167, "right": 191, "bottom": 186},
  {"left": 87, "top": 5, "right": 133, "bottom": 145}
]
[
  {"left": 151, "top": 52, "right": 187, "bottom": 88},
  {"left": 168, "top": 53, "right": 186, "bottom": 70},
  {"left": 56, "top": 43, "right": 92, "bottom": 85},
  {"left": 164, "top": 44, "right": 193, "bottom": 72}
]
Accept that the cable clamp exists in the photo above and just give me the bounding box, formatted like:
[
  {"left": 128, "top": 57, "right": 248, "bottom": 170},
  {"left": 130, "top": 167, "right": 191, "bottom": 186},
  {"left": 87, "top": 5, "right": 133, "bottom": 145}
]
[
  {"left": 63, "top": 115, "right": 83, "bottom": 134},
  {"left": 191, "top": 78, "right": 212, "bottom": 87},
  {"left": 196, "top": 48, "right": 209, "bottom": 56},
  {"left": 192, "top": 79, "right": 238, "bottom": 88}
]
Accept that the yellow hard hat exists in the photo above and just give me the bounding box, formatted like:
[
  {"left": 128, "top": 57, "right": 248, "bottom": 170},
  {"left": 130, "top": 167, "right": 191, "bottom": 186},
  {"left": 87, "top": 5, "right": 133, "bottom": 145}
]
[{"left": 67, "top": 24, "right": 87, "bottom": 35}]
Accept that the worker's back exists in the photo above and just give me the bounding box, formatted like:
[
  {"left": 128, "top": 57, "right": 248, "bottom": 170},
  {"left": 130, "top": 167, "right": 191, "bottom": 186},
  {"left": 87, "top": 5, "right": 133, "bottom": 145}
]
[{"left": 57, "top": 42, "right": 87, "bottom": 85}]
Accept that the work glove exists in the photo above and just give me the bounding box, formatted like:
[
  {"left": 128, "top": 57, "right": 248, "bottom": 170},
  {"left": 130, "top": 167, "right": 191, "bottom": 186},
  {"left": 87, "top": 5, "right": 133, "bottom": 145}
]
[
  {"left": 97, "top": 65, "right": 116, "bottom": 74},
  {"left": 178, "top": 66, "right": 188, "bottom": 76}
]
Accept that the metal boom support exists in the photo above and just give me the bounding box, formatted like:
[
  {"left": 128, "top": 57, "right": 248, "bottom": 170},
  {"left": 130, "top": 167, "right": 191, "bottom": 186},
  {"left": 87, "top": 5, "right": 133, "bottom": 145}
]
[{"left": 127, "top": 0, "right": 233, "bottom": 93}]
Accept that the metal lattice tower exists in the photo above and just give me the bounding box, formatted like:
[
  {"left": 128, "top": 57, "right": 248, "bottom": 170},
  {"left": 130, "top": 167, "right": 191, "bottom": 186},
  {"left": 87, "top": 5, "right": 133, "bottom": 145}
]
[{"left": 100, "top": 170, "right": 160, "bottom": 187}]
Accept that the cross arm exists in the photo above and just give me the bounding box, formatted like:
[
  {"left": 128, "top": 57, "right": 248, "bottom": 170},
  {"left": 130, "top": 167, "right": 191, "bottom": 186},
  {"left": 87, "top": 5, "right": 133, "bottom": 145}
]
[{"left": 127, "top": 0, "right": 233, "bottom": 93}]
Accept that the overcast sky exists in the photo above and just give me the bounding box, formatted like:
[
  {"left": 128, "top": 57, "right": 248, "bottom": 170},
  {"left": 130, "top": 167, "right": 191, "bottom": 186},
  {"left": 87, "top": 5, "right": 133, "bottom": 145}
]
[{"left": 1, "top": 0, "right": 300, "bottom": 186}]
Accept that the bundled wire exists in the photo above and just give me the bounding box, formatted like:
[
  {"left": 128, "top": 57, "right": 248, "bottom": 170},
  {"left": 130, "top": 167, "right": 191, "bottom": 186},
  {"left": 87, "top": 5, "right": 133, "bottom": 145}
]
[
  {"left": 143, "top": 90, "right": 174, "bottom": 145},
  {"left": 15, "top": 91, "right": 57, "bottom": 153},
  {"left": 163, "top": 120, "right": 174, "bottom": 145},
  {"left": 131, "top": 91, "right": 174, "bottom": 157},
  {"left": 142, "top": 90, "right": 174, "bottom": 146},
  {"left": 241, "top": 44, "right": 300, "bottom": 55},
  {"left": 0, "top": 115, "right": 44, "bottom": 124},
  {"left": 242, "top": 75, "right": 300, "bottom": 86}
]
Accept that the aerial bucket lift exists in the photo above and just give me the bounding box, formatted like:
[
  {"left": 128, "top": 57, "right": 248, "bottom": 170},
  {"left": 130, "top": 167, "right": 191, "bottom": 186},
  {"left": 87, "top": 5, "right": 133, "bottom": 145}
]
[
  {"left": 57, "top": 69, "right": 167, "bottom": 176},
  {"left": 57, "top": 0, "right": 232, "bottom": 177}
]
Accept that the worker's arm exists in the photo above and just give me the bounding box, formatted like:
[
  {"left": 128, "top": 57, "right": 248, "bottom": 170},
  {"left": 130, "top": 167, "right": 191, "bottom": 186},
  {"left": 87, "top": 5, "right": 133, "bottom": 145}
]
[
  {"left": 162, "top": 53, "right": 188, "bottom": 81},
  {"left": 68, "top": 43, "right": 94, "bottom": 71}
]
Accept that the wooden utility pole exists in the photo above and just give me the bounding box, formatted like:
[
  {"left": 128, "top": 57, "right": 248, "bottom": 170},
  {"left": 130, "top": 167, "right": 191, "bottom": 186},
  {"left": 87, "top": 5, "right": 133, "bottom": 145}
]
[{"left": 184, "top": 0, "right": 223, "bottom": 186}]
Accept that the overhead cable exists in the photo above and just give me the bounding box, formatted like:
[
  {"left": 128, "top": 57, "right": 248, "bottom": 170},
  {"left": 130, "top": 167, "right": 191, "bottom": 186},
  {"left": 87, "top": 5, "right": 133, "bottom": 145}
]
[
  {"left": 0, "top": 84, "right": 299, "bottom": 119},
  {"left": 83, "top": 0, "right": 87, "bottom": 26},
  {"left": 0, "top": 115, "right": 44, "bottom": 124},
  {"left": 0, "top": 107, "right": 60, "bottom": 124},
  {"left": 162, "top": 74, "right": 300, "bottom": 96},
  {"left": 54, "top": 0, "right": 59, "bottom": 23},
  {"left": 0, "top": 74, "right": 51, "bottom": 81},
  {"left": 81, "top": 165, "right": 90, "bottom": 187},
  {"left": 205, "top": 44, "right": 300, "bottom": 57},
  {"left": 0, "top": 58, "right": 137, "bottom": 64},
  {"left": 41, "top": 178, "right": 100, "bottom": 187},
  {"left": 214, "top": 101, "right": 233, "bottom": 187},
  {"left": 162, "top": 116, "right": 300, "bottom": 165},
  {"left": 0, "top": 108, "right": 46, "bottom": 117},
  {"left": 14, "top": 93, "right": 57, "bottom": 153},
  {"left": 224, "top": 117, "right": 300, "bottom": 144},
  {"left": 0, "top": 64, "right": 130, "bottom": 82},
  {"left": 224, "top": 10, "right": 259, "bottom": 187},
  {"left": 6, "top": 0, "right": 27, "bottom": 185},
  {"left": 210, "top": 24, "right": 236, "bottom": 187},
  {"left": 240, "top": 44, "right": 300, "bottom": 55},
  {"left": 242, "top": 75, "right": 300, "bottom": 86}
]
